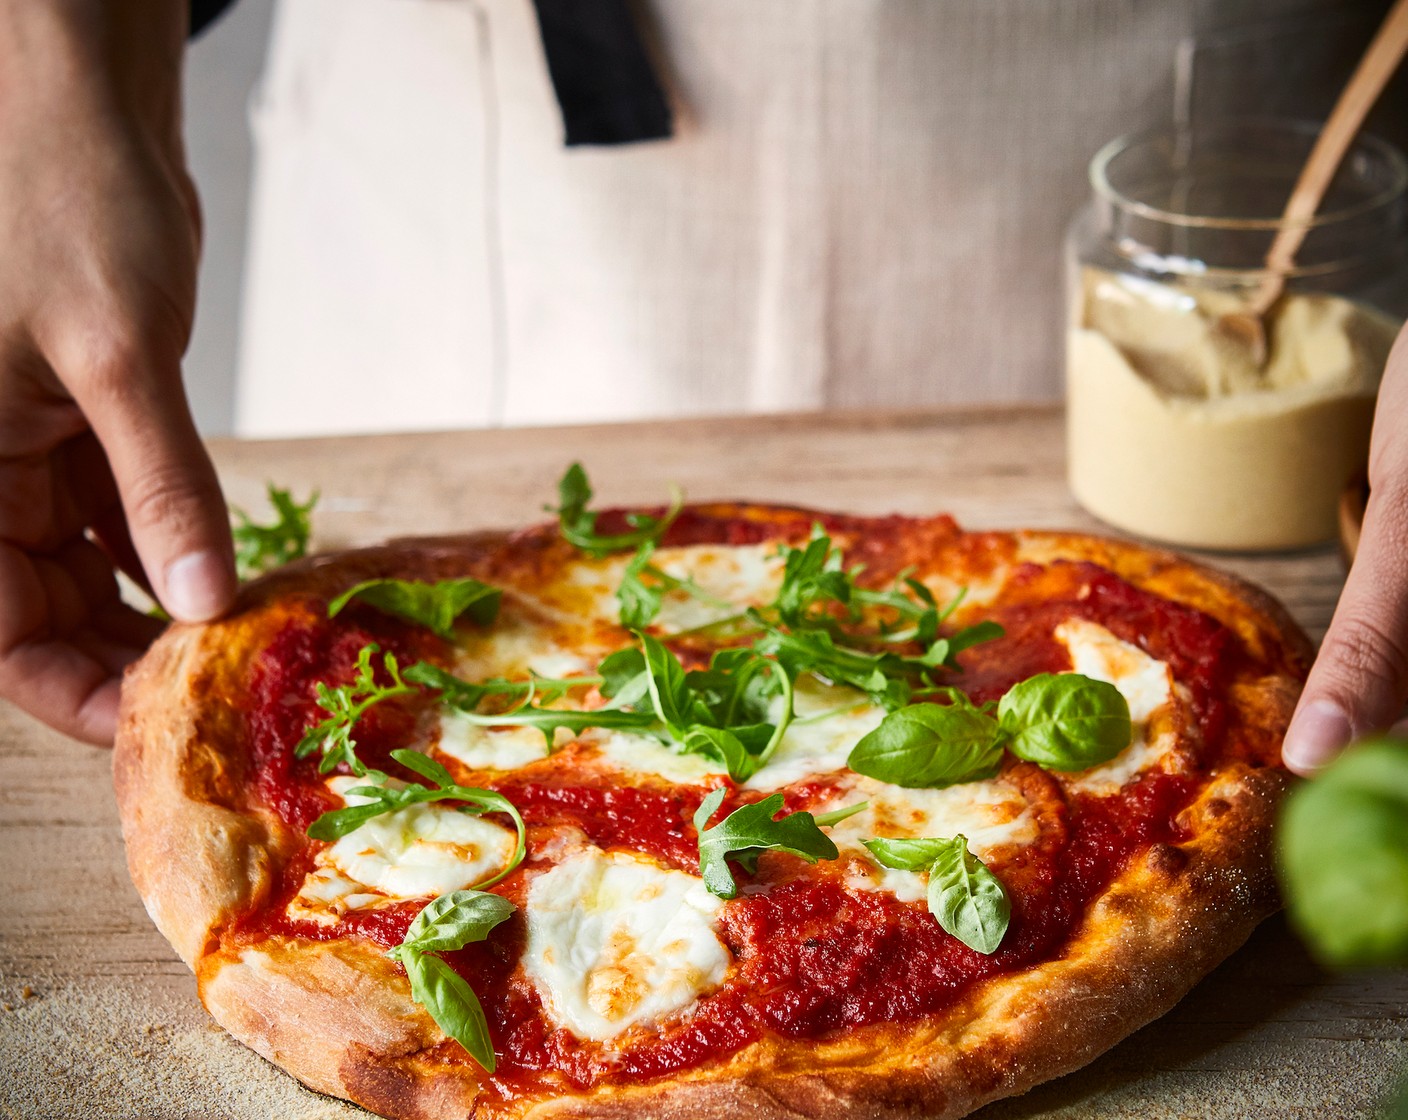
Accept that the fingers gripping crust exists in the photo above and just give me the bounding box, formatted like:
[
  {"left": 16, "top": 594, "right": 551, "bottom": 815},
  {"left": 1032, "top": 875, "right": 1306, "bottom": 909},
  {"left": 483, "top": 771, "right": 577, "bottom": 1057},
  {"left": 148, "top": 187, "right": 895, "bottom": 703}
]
[{"left": 113, "top": 509, "right": 1307, "bottom": 1120}]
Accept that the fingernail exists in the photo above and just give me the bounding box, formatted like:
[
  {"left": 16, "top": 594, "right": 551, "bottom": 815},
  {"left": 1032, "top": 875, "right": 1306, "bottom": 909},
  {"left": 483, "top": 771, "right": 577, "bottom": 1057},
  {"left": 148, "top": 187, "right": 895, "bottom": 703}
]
[
  {"left": 163, "top": 550, "right": 234, "bottom": 623},
  {"left": 1282, "top": 699, "right": 1354, "bottom": 774}
]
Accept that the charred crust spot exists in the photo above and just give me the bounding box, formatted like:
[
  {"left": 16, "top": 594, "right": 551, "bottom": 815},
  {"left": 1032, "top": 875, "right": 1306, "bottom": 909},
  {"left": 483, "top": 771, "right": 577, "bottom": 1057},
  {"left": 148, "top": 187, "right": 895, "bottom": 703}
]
[
  {"left": 1147, "top": 844, "right": 1188, "bottom": 878},
  {"left": 1203, "top": 798, "right": 1231, "bottom": 820}
]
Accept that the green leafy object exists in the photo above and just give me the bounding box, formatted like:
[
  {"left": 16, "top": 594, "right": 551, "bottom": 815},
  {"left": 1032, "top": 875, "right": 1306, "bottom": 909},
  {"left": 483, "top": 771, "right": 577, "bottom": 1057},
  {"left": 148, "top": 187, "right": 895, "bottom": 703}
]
[
  {"left": 547, "top": 462, "right": 683, "bottom": 556},
  {"left": 399, "top": 945, "right": 498, "bottom": 1071},
  {"left": 758, "top": 626, "right": 910, "bottom": 710},
  {"left": 684, "top": 726, "right": 762, "bottom": 782},
  {"left": 926, "top": 834, "right": 1010, "bottom": 954},
  {"left": 694, "top": 791, "right": 841, "bottom": 899},
  {"left": 617, "top": 542, "right": 665, "bottom": 629},
  {"left": 639, "top": 632, "right": 710, "bottom": 729},
  {"left": 597, "top": 647, "right": 651, "bottom": 709},
  {"left": 847, "top": 702, "right": 1004, "bottom": 788},
  {"left": 294, "top": 645, "right": 415, "bottom": 776},
  {"left": 997, "top": 673, "right": 1131, "bottom": 771},
  {"left": 404, "top": 661, "right": 592, "bottom": 713},
  {"left": 1278, "top": 737, "right": 1408, "bottom": 969},
  {"left": 307, "top": 750, "right": 527, "bottom": 888},
  {"left": 862, "top": 836, "right": 955, "bottom": 871},
  {"left": 773, "top": 528, "right": 853, "bottom": 628},
  {"left": 392, "top": 889, "right": 516, "bottom": 957},
  {"left": 327, "top": 577, "right": 501, "bottom": 641},
  {"left": 231, "top": 484, "right": 318, "bottom": 580}
]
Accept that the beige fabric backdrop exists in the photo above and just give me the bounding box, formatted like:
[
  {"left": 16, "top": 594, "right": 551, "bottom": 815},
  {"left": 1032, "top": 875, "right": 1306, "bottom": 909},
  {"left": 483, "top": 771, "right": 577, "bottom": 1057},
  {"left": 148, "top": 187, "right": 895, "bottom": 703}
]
[{"left": 235, "top": 0, "right": 1382, "bottom": 437}]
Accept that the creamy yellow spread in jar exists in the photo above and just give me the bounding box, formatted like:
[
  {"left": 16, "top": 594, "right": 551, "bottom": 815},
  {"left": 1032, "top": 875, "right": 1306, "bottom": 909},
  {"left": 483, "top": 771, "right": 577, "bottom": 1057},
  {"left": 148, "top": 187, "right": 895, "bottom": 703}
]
[{"left": 1067, "top": 267, "right": 1399, "bottom": 550}]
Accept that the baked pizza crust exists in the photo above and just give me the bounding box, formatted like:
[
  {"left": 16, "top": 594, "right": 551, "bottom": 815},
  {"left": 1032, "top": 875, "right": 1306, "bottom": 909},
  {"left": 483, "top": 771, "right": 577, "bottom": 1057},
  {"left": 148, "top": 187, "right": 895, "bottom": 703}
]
[{"left": 113, "top": 506, "right": 1310, "bottom": 1120}]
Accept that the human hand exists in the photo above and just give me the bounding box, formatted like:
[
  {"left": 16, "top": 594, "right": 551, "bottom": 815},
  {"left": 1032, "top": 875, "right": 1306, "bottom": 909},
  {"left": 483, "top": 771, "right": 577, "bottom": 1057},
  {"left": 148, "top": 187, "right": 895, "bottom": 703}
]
[
  {"left": 1282, "top": 322, "right": 1408, "bottom": 774},
  {"left": 0, "top": 1, "right": 237, "bottom": 744}
]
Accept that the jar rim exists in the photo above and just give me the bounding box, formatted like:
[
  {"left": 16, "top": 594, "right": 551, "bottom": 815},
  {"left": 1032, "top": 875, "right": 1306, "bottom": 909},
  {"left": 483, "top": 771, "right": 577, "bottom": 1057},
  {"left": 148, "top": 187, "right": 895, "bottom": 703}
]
[{"left": 1089, "top": 117, "right": 1408, "bottom": 232}]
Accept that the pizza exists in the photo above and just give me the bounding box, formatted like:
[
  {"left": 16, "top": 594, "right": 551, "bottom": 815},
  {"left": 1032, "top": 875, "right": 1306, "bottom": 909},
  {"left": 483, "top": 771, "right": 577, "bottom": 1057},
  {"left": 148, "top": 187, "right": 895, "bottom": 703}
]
[{"left": 112, "top": 469, "right": 1311, "bottom": 1120}]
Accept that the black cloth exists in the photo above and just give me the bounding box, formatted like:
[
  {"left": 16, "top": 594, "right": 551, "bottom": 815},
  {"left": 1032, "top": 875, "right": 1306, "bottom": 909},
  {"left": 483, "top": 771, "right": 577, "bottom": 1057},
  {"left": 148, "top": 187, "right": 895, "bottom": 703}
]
[
  {"left": 528, "top": 0, "right": 672, "bottom": 146},
  {"left": 188, "top": 0, "right": 672, "bottom": 147},
  {"left": 190, "top": 0, "right": 236, "bottom": 36}
]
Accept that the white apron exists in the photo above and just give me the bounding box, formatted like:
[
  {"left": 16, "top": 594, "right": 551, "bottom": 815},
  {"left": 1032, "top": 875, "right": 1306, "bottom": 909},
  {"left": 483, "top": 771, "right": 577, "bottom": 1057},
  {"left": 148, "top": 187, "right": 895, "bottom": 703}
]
[{"left": 235, "top": 0, "right": 1391, "bottom": 436}]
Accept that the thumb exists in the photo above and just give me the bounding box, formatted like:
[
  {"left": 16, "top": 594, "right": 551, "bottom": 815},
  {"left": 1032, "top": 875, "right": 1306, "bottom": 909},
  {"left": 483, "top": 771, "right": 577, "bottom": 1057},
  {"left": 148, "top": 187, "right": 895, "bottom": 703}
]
[
  {"left": 69, "top": 338, "right": 237, "bottom": 624},
  {"left": 1284, "top": 326, "right": 1408, "bottom": 775}
]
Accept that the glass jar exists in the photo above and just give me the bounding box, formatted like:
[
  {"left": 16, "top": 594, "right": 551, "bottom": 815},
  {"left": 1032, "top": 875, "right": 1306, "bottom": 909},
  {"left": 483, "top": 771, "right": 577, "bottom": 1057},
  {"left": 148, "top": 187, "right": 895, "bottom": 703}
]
[{"left": 1066, "top": 118, "right": 1408, "bottom": 551}]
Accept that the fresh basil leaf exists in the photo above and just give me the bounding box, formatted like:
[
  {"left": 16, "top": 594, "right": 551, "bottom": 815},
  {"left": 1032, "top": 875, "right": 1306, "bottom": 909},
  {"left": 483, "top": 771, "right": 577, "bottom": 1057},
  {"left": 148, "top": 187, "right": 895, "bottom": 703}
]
[
  {"left": 862, "top": 836, "right": 955, "bottom": 871},
  {"left": 393, "top": 888, "right": 516, "bottom": 957},
  {"left": 847, "top": 702, "right": 1004, "bottom": 788},
  {"left": 400, "top": 950, "right": 497, "bottom": 1072},
  {"left": 926, "top": 834, "right": 1010, "bottom": 955},
  {"left": 1279, "top": 736, "right": 1408, "bottom": 969},
  {"left": 328, "top": 577, "right": 501, "bottom": 641},
  {"left": 231, "top": 483, "right": 318, "bottom": 580},
  {"left": 294, "top": 644, "right": 415, "bottom": 776},
  {"left": 997, "top": 672, "right": 1131, "bottom": 771},
  {"left": 695, "top": 792, "right": 841, "bottom": 899}
]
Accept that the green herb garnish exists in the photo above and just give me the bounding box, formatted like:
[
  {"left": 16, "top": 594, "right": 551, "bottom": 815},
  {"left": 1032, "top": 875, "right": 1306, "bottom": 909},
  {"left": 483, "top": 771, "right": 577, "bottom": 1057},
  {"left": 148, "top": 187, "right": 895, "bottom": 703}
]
[
  {"left": 548, "top": 462, "right": 682, "bottom": 557},
  {"left": 231, "top": 483, "right": 317, "bottom": 580},
  {"left": 306, "top": 749, "right": 526, "bottom": 888},
  {"left": 848, "top": 673, "right": 1131, "bottom": 786},
  {"left": 295, "top": 644, "right": 415, "bottom": 776},
  {"left": 328, "top": 577, "right": 501, "bottom": 641},
  {"left": 864, "top": 834, "right": 1010, "bottom": 954},
  {"left": 387, "top": 890, "right": 515, "bottom": 1071},
  {"left": 693, "top": 788, "right": 862, "bottom": 898}
]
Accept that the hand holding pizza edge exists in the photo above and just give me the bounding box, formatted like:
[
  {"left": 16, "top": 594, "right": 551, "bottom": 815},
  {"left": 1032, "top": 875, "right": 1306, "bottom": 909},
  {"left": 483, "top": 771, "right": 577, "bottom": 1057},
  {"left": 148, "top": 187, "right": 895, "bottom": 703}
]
[
  {"left": 1282, "top": 323, "right": 1408, "bottom": 774},
  {"left": 0, "top": 0, "right": 236, "bottom": 745}
]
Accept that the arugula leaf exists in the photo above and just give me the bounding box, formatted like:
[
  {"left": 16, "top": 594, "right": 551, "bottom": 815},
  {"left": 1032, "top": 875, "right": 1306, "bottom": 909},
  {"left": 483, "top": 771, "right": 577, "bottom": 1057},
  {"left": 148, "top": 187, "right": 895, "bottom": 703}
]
[
  {"left": 847, "top": 701, "right": 1005, "bottom": 788},
  {"left": 615, "top": 540, "right": 736, "bottom": 630},
  {"left": 231, "top": 484, "right": 318, "bottom": 580},
  {"left": 391, "top": 888, "right": 516, "bottom": 958},
  {"left": 404, "top": 661, "right": 592, "bottom": 712},
  {"left": 997, "top": 673, "right": 1131, "bottom": 771},
  {"left": 548, "top": 463, "right": 683, "bottom": 557},
  {"left": 386, "top": 889, "right": 514, "bottom": 1072},
  {"left": 307, "top": 749, "right": 527, "bottom": 889},
  {"left": 617, "top": 542, "right": 665, "bottom": 629},
  {"left": 693, "top": 790, "right": 842, "bottom": 899},
  {"left": 926, "top": 834, "right": 1010, "bottom": 954},
  {"left": 328, "top": 577, "right": 501, "bottom": 641},
  {"left": 774, "top": 526, "right": 853, "bottom": 628},
  {"left": 635, "top": 635, "right": 795, "bottom": 782},
  {"left": 294, "top": 645, "right": 415, "bottom": 776},
  {"left": 758, "top": 625, "right": 912, "bottom": 710}
]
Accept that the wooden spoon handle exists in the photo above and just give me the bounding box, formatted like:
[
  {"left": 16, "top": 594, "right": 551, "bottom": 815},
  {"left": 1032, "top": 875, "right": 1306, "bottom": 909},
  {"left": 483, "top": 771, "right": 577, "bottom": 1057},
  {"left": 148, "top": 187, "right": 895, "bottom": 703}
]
[{"left": 1249, "top": 0, "right": 1408, "bottom": 316}]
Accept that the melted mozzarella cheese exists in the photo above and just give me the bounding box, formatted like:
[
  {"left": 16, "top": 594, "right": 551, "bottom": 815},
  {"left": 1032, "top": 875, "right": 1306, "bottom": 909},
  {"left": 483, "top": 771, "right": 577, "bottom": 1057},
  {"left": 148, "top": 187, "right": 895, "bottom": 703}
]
[
  {"left": 829, "top": 776, "right": 1039, "bottom": 901},
  {"left": 1055, "top": 618, "right": 1177, "bottom": 792},
  {"left": 436, "top": 711, "right": 550, "bottom": 771},
  {"left": 288, "top": 776, "right": 517, "bottom": 924},
  {"left": 587, "top": 728, "right": 726, "bottom": 784},
  {"left": 745, "top": 677, "right": 884, "bottom": 791},
  {"left": 533, "top": 542, "right": 785, "bottom": 631},
  {"left": 449, "top": 604, "right": 596, "bottom": 684},
  {"left": 523, "top": 849, "right": 729, "bottom": 1041}
]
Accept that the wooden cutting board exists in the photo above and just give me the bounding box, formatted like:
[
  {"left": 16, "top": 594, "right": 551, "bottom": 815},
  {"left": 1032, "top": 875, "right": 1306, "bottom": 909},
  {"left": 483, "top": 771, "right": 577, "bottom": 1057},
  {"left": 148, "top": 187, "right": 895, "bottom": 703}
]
[{"left": 1, "top": 405, "right": 1403, "bottom": 1120}]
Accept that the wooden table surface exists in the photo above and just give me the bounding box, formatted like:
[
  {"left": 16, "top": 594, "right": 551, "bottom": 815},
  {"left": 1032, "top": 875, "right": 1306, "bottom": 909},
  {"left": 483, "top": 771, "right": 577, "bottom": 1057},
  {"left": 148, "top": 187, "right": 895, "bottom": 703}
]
[{"left": 2, "top": 405, "right": 1404, "bottom": 1119}]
